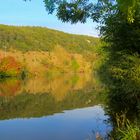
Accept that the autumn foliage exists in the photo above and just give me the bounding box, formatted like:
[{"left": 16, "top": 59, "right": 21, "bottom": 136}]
[{"left": 0, "top": 56, "right": 22, "bottom": 77}]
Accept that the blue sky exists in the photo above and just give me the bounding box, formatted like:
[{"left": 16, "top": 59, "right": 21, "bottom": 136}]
[{"left": 0, "top": 0, "right": 99, "bottom": 37}]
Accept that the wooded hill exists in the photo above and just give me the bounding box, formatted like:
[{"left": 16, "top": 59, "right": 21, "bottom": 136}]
[
  {"left": 0, "top": 24, "right": 99, "bottom": 53},
  {"left": 0, "top": 24, "right": 100, "bottom": 77}
]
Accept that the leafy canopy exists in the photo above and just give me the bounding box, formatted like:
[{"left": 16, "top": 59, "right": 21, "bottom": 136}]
[{"left": 43, "top": 0, "right": 140, "bottom": 23}]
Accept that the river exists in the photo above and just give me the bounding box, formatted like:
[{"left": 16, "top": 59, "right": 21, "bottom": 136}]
[{"left": 0, "top": 73, "right": 112, "bottom": 140}]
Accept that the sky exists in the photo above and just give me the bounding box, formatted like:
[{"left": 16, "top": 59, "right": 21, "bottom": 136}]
[{"left": 0, "top": 0, "right": 99, "bottom": 37}]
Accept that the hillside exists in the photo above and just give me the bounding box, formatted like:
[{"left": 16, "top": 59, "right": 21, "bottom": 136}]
[
  {"left": 0, "top": 24, "right": 100, "bottom": 77},
  {"left": 0, "top": 24, "right": 100, "bottom": 53}
]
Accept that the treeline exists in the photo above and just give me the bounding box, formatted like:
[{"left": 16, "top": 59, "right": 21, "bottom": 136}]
[{"left": 0, "top": 24, "right": 100, "bottom": 53}]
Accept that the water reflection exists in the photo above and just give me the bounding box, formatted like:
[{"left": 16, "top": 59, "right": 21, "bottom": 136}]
[
  {"left": 20, "top": 73, "right": 91, "bottom": 101},
  {"left": 0, "top": 73, "right": 91, "bottom": 99},
  {"left": 0, "top": 73, "right": 106, "bottom": 119},
  {"left": 0, "top": 74, "right": 111, "bottom": 140},
  {"left": 0, "top": 106, "right": 112, "bottom": 140},
  {"left": 0, "top": 78, "right": 21, "bottom": 96}
]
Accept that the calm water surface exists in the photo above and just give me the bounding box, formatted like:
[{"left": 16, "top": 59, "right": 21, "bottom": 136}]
[{"left": 0, "top": 74, "right": 112, "bottom": 140}]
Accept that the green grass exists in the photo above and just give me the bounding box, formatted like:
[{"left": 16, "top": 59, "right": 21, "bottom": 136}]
[
  {"left": 118, "top": 123, "right": 139, "bottom": 140},
  {"left": 111, "top": 113, "right": 140, "bottom": 140}
]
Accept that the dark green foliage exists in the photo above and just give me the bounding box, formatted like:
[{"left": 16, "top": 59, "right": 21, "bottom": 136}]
[
  {"left": 98, "top": 46, "right": 140, "bottom": 116},
  {"left": 44, "top": 0, "right": 94, "bottom": 23},
  {"left": 101, "top": 11, "right": 140, "bottom": 53},
  {"left": 98, "top": 47, "right": 140, "bottom": 139},
  {"left": 0, "top": 71, "right": 10, "bottom": 78},
  {"left": 0, "top": 24, "right": 99, "bottom": 53},
  {"left": 43, "top": 0, "right": 140, "bottom": 24}
]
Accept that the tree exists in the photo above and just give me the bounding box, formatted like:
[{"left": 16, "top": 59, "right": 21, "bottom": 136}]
[
  {"left": 117, "top": 0, "right": 140, "bottom": 23},
  {"left": 23, "top": 0, "right": 140, "bottom": 52},
  {"left": 43, "top": 0, "right": 140, "bottom": 52},
  {"left": 43, "top": 0, "right": 140, "bottom": 23}
]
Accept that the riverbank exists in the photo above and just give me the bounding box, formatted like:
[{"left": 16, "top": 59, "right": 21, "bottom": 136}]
[{"left": 97, "top": 44, "right": 140, "bottom": 139}]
